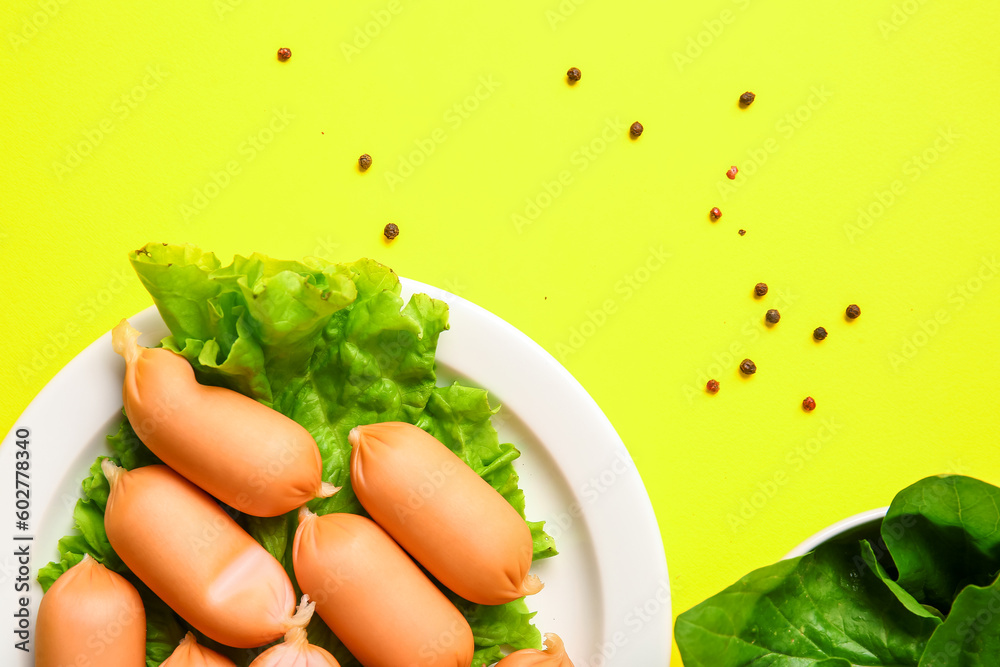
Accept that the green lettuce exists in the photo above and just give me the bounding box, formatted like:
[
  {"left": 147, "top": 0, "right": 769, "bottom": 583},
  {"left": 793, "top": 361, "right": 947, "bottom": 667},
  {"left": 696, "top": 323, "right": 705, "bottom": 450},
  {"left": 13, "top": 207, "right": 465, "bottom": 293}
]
[
  {"left": 37, "top": 457, "right": 123, "bottom": 591},
  {"left": 40, "top": 243, "right": 555, "bottom": 666},
  {"left": 676, "top": 475, "right": 1000, "bottom": 667},
  {"left": 141, "top": 589, "right": 187, "bottom": 667}
]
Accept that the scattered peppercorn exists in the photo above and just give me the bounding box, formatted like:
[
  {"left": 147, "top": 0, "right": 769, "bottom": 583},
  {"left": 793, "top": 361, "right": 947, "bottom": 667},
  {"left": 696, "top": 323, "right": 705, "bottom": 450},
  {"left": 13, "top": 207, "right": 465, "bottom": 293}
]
[
  {"left": 706, "top": 379, "right": 720, "bottom": 394},
  {"left": 630, "top": 122, "right": 644, "bottom": 137},
  {"left": 846, "top": 304, "right": 861, "bottom": 319},
  {"left": 738, "top": 229, "right": 746, "bottom": 236},
  {"left": 383, "top": 223, "right": 399, "bottom": 241},
  {"left": 359, "top": 154, "right": 372, "bottom": 170},
  {"left": 710, "top": 207, "right": 722, "bottom": 221},
  {"left": 766, "top": 309, "right": 780, "bottom": 324},
  {"left": 739, "top": 91, "right": 755, "bottom": 107},
  {"left": 739, "top": 359, "right": 757, "bottom": 375},
  {"left": 726, "top": 166, "right": 738, "bottom": 179},
  {"left": 754, "top": 282, "right": 768, "bottom": 297},
  {"left": 567, "top": 67, "right": 582, "bottom": 82},
  {"left": 813, "top": 327, "right": 828, "bottom": 341},
  {"left": 277, "top": 48, "right": 292, "bottom": 61},
  {"left": 802, "top": 396, "right": 816, "bottom": 412}
]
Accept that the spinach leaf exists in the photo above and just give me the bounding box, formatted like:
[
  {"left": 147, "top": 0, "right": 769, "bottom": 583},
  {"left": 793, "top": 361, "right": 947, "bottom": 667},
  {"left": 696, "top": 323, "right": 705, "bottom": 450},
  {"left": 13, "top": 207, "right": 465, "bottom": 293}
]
[
  {"left": 919, "top": 574, "right": 1000, "bottom": 667},
  {"left": 859, "top": 539, "right": 944, "bottom": 622},
  {"left": 675, "top": 542, "right": 940, "bottom": 666},
  {"left": 882, "top": 475, "right": 1000, "bottom": 612}
]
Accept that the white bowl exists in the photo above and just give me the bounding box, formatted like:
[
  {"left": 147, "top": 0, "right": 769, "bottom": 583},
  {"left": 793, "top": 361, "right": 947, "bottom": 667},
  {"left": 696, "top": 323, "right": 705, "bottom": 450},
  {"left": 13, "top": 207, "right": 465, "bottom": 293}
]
[{"left": 783, "top": 507, "right": 889, "bottom": 559}]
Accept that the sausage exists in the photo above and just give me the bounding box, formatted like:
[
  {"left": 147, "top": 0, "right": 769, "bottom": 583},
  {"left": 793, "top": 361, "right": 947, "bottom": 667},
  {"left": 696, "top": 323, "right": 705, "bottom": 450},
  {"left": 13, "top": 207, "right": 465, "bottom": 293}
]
[
  {"left": 292, "top": 508, "right": 473, "bottom": 667},
  {"left": 112, "top": 319, "right": 337, "bottom": 517},
  {"left": 102, "top": 461, "right": 296, "bottom": 648},
  {"left": 349, "top": 421, "right": 541, "bottom": 605},
  {"left": 162, "top": 632, "right": 237, "bottom": 666},
  {"left": 248, "top": 596, "right": 341, "bottom": 666},
  {"left": 35, "top": 554, "right": 146, "bottom": 667},
  {"left": 494, "top": 634, "right": 575, "bottom": 666}
]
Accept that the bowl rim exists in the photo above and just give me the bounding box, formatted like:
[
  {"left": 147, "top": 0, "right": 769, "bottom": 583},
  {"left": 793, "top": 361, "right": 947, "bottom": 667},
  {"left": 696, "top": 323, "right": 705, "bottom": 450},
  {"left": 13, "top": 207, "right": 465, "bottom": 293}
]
[{"left": 783, "top": 507, "right": 890, "bottom": 559}]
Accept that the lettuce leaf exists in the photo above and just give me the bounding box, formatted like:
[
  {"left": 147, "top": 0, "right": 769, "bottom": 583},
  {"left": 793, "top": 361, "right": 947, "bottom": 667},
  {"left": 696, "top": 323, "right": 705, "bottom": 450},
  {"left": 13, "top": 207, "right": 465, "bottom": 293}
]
[
  {"left": 40, "top": 243, "right": 555, "bottom": 666},
  {"left": 453, "top": 595, "right": 542, "bottom": 667},
  {"left": 37, "top": 457, "right": 123, "bottom": 591},
  {"left": 140, "top": 588, "right": 186, "bottom": 667}
]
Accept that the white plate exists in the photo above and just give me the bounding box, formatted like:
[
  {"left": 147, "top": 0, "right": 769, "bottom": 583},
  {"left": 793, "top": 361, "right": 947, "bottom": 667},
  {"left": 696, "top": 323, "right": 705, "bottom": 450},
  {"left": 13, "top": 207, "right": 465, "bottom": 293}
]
[{"left": 0, "top": 278, "right": 670, "bottom": 666}]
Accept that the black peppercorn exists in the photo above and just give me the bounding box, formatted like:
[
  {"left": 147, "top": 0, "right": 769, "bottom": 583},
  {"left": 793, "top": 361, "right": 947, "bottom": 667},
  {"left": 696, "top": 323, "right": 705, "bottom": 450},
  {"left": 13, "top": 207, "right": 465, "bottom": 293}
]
[
  {"left": 277, "top": 48, "right": 292, "bottom": 61},
  {"left": 738, "top": 229, "right": 746, "bottom": 236},
  {"left": 846, "top": 304, "right": 861, "bottom": 319},
  {"left": 754, "top": 282, "right": 768, "bottom": 298},
  {"left": 766, "top": 309, "right": 780, "bottom": 324},
  {"left": 383, "top": 223, "right": 399, "bottom": 240},
  {"left": 567, "top": 67, "right": 581, "bottom": 82},
  {"left": 359, "top": 154, "right": 372, "bottom": 170},
  {"left": 739, "top": 91, "right": 755, "bottom": 107},
  {"left": 739, "top": 359, "right": 757, "bottom": 375},
  {"left": 630, "top": 122, "right": 643, "bottom": 137},
  {"left": 813, "top": 327, "right": 828, "bottom": 341}
]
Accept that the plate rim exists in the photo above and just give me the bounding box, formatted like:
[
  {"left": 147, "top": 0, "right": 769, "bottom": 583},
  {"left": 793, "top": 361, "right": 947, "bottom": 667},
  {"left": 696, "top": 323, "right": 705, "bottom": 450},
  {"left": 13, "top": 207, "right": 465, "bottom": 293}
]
[{"left": 1, "top": 276, "right": 671, "bottom": 666}]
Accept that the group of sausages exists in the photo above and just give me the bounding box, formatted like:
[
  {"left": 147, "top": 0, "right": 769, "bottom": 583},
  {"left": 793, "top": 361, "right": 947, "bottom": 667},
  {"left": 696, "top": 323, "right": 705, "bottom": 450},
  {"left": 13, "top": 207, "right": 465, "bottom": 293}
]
[{"left": 34, "top": 319, "right": 574, "bottom": 666}]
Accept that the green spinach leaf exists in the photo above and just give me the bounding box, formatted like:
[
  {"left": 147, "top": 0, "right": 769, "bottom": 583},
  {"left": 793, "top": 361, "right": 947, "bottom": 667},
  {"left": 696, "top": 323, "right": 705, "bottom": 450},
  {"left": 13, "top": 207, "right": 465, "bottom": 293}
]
[
  {"left": 919, "top": 574, "right": 1000, "bottom": 667},
  {"left": 675, "top": 542, "right": 940, "bottom": 666},
  {"left": 882, "top": 475, "right": 1000, "bottom": 612}
]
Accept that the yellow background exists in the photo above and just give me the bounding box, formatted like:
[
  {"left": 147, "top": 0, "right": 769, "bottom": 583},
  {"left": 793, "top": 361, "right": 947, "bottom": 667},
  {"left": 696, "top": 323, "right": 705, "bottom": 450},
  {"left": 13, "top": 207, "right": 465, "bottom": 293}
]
[{"left": 2, "top": 1, "right": 999, "bottom": 664}]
